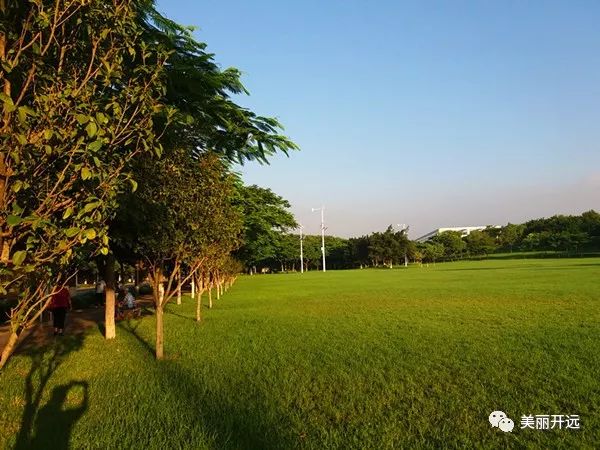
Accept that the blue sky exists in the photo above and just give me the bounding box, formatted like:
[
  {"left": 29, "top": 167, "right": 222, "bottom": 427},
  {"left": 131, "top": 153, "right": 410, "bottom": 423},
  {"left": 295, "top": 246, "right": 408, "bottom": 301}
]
[{"left": 157, "top": 0, "right": 600, "bottom": 238}]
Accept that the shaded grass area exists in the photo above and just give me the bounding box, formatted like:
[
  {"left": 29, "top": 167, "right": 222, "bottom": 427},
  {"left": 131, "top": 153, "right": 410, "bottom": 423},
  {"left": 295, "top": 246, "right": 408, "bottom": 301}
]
[{"left": 1, "top": 258, "right": 599, "bottom": 449}]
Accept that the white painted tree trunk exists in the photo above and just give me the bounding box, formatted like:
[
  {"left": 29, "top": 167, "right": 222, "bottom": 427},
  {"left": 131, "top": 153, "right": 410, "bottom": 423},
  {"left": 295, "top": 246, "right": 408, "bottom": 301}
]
[{"left": 105, "top": 254, "right": 116, "bottom": 340}]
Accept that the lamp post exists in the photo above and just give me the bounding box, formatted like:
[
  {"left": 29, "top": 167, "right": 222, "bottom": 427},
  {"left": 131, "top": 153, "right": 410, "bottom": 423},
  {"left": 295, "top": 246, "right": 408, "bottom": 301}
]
[{"left": 311, "top": 206, "right": 326, "bottom": 272}]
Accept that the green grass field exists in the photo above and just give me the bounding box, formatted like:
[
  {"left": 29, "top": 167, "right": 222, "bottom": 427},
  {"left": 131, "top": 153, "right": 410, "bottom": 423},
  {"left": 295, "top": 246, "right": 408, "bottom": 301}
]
[{"left": 1, "top": 258, "right": 599, "bottom": 449}]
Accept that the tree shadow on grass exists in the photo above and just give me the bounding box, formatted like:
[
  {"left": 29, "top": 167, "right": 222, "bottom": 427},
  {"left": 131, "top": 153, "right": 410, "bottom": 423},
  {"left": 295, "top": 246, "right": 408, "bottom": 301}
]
[
  {"left": 14, "top": 334, "right": 88, "bottom": 450},
  {"left": 166, "top": 309, "right": 200, "bottom": 323},
  {"left": 118, "top": 318, "right": 155, "bottom": 357},
  {"left": 118, "top": 310, "right": 295, "bottom": 449},
  {"left": 159, "top": 360, "right": 295, "bottom": 450}
]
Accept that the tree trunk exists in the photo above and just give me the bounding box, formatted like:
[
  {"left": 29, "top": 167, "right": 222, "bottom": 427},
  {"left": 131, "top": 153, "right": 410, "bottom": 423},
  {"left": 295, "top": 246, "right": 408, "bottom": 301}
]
[
  {"left": 195, "top": 276, "right": 202, "bottom": 322},
  {"left": 195, "top": 290, "right": 202, "bottom": 322},
  {"left": 208, "top": 287, "right": 212, "bottom": 309},
  {"left": 176, "top": 271, "right": 181, "bottom": 305},
  {"left": 104, "top": 254, "right": 116, "bottom": 340},
  {"left": 0, "top": 331, "right": 18, "bottom": 370},
  {"left": 191, "top": 277, "right": 195, "bottom": 298},
  {"left": 155, "top": 303, "right": 164, "bottom": 359}
]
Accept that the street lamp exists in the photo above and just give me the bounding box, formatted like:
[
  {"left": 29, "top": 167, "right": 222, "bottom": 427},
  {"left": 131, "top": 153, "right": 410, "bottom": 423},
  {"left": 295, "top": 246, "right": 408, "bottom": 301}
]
[{"left": 311, "top": 206, "right": 326, "bottom": 272}]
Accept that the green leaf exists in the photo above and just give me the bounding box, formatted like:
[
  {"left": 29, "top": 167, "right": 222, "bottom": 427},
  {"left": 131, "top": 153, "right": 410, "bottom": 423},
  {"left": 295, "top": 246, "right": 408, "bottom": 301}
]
[
  {"left": 83, "top": 229, "right": 97, "bottom": 240},
  {"left": 75, "top": 114, "right": 89, "bottom": 124},
  {"left": 0, "top": 92, "right": 13, "bottom": 105},
  {"left": 17, "top": 106, "right": 35, "bottom": 123},
  {"left": 16, "top": 134, "right": 27, "bottom": 145},
  {"left": 86, "top": 121, "right": 97, "bottom": 137},
  {"left": 12, "top": 180, "right": 23, "bottom": 193},
  {"left": 81, "top": 167, "right": 91, "bottom": 180},
  {"left": 65, "top": 227, "right": 80, "bottom": 237},
  {"left": 17, "top": 107, "right": 27, "bottom": 124},
  {"left": 4, "top": 102, "right": 16, "bottom": 113},
  {"left": 12, "top": 250, "right": 26, "bottom": 266},
  {"left": 88, "top": 140, "right": 103, "bottom": 152},
  {"left": 83, "top": 201, "right": 100, "bottom": 213},
  {"left": 44, "top": 129, "right": 53, "bottom": 140},
  {"left": 100, "top": 247, "right": 109, "bottom": 256},
  {"left": 10, "top": 150, "right": 20, "bottom": 164},
  {"left": 129, "top": 178, "right": 138, "bottom": 192},
  {"left": 95, "top": 112, "right": 107, "bottom": 124},
  {"left": 1, "top": 93, "right": 15, "bottom": 113},
  {"left": 6, "top": 215, "right": 22, "bottom": 226},
  {"left": 62, "top": 207, "right": 74, "bottom": 219}
]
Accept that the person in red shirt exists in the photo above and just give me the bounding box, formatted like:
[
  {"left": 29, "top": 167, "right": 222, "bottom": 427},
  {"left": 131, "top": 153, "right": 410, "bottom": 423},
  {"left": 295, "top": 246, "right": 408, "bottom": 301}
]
[{"left": 49, "top": 286, "right": 71, "bottom": 336}]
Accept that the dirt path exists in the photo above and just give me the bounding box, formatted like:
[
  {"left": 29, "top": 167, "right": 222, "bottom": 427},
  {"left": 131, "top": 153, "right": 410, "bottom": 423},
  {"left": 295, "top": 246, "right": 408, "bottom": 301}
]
[{"left": 0, "top": 295, "right": 155, "bottom": 356}]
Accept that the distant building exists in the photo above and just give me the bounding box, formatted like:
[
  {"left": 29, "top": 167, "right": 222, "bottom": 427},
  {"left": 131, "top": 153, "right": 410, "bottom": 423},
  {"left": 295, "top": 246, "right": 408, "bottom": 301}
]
[{"left": 415, "top": 226, "right": 500, "bottom": 243}]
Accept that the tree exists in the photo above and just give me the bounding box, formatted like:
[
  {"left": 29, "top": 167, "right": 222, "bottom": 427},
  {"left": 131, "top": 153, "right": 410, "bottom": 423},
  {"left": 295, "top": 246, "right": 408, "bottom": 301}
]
[
  {"left": 235, "top": 185, "right": 297, "bottom": 273},
  {"left": 348, "top": 236, "right": 370, "bottom": 268},
  {"left": 431, "top": 231, "right": 466, "bottom": 260},
  {"left": 326, "top": 236, "right": 351, "bottom": 270},
  {"left": 421, "top": 242, "right": 445, "bottom": 264},
  {"left": 368, "top": 226, "right": 410, "bottom": 268},
  {"left": 0, "top": 0, "right": 168, "bottom": 369},
  {"left": 464, "top": 230, "right": 497, "bottom": 256},
  {"left": 111, "top": 150, "right": 241, "bottom": 359},
  {"left": 499, "top": 223, "right": 523, "bottom": 252},
  {"left": 274, "top": 233, "right": 301, "bottom": 272},
  {"left": 302, "top": 235, "right": 323, "bottom": 271}
]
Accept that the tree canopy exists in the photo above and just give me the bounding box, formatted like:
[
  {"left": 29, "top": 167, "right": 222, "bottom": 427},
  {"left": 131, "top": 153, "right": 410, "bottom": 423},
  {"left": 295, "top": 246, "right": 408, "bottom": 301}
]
[{"left": 234, "top": 185, "right": 297, "bottom": 272}]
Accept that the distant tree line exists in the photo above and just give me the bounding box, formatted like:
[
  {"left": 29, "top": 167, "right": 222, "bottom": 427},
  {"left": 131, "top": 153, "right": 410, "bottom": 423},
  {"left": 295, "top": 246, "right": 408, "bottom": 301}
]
[{"left": 238, "top": 210, "right": 600, "bottom": 273}]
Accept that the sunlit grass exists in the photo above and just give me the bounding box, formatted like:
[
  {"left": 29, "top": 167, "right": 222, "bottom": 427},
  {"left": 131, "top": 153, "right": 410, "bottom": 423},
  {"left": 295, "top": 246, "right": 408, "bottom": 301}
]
[{"left": 1, "top": 258, "right": 599, "bottom": 448}]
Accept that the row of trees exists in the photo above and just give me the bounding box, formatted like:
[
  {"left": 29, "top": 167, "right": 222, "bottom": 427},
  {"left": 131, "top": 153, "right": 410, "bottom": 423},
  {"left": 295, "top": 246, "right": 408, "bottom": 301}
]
[
  {"left": 0, "top": 1, "right": 296, "bottom": 368},
  {"left": 239, "top": 210, "right": 600, "bottom": 273},
  {"left": 242, "top": 225, "right": 413, "bottom": 272}
]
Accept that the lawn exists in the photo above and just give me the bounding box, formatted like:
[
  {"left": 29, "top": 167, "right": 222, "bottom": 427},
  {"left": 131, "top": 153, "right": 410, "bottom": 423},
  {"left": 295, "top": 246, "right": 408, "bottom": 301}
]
[{"left": 1, "top": 258, "right": 599, "bottom": 449}]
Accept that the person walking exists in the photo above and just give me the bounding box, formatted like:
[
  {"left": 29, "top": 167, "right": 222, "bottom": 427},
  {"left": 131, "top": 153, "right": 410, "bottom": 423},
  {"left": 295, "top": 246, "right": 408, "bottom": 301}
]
[{"left": 49, "top": 286, "right": 71, "bottom": 336}]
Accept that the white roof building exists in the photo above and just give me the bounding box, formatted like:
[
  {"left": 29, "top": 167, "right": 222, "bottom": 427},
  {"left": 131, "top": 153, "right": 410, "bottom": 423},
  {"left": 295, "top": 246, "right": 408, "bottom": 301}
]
[{"left": 415, "top": 226, "right": 499, "bottom": 243}]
